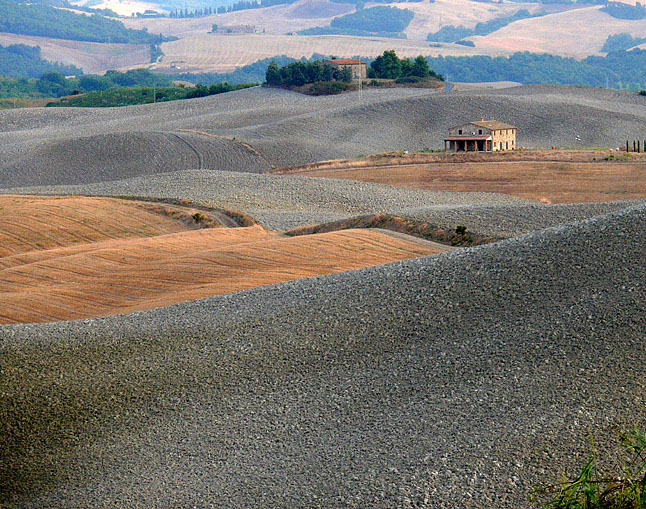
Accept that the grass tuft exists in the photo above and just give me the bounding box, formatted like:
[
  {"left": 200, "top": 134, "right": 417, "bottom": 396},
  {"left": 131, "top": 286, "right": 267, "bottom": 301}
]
[{"left": 531, "top": 427, "right": 646, "bottom": 508}]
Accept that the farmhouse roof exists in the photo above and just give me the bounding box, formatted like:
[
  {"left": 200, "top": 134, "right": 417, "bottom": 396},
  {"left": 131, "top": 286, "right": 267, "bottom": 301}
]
[
  {"left": 327, "top": 59, "right": 366, "bottom": 65},
  {"left": 449, "top": 120, "right": 516, "bottom": 130}
]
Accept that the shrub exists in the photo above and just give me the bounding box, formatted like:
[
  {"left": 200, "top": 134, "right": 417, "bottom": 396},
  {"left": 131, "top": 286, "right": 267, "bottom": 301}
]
[
  {"left": 455, "top": 39, "right": 475, "bottom": 47},
  {"left": 455, "top": 225, "right": 467, "bottom": 235},
  {"left": 640, "top": 90, "right": 646, "bottom": 96},
  {"left": 531, "top": 427, "right": 646, "bottom": 508},
  {"left": 395, "top": 75, "right": 423, "bottom": 84},
  {"left": 308, "top": 81, "right": 353, "bottom": 95}
]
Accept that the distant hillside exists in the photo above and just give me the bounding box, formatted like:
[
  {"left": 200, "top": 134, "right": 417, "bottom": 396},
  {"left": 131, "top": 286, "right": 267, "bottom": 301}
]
[
  {"left": 0, "top": 0, "right": 170, "bottom": 44},
  {"left": 0, "top": 44, "right": 82, "bottom": 79}
]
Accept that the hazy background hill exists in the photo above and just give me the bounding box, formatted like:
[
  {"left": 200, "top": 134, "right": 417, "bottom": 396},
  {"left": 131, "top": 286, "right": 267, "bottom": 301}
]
[{"left": 1, "top": 0, "right": 645, "bottom": 89}]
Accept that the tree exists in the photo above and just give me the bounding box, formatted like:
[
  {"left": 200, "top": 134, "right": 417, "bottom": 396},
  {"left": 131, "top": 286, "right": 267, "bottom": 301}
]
[
  {"left": 340, "top": 65, "right": 353, "bottom": 83},
  {"left": 265, "top": 61, "right": 281, "bottom": 85},
  {"left": 370, "top": 50, "right": 402, "bottom": 79},
  {"left": 292, "top": 69, "right": 306, "bottom": 86},
  {"left": 411, "top": 55, "right": 431, "bottom": 77}
]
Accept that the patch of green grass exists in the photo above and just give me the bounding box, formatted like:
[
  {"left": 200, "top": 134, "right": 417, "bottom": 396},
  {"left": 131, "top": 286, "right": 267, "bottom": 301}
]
[{"left": 531, "top": 427, "right": 646, "bottom": 508}]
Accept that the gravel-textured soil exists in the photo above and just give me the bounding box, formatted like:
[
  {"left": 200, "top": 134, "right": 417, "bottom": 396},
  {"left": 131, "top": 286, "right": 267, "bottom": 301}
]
[
  {"left": 5, "top": 171, "right": 640, "bottom": 236},
  {"left": 398, "top": 200, "right": 642, "bottom": 238},
  {"left": 0, "top": 131, "right": 270, "bottom": 188},
  {"left": 2, "top": 169, "right": 529, "bottom": 231},
  {"left": 1, "top": 85, "right": 645, "bottom": 186},
  {"left": 2, "top": 204, "right": 644, "bottom": 507}
]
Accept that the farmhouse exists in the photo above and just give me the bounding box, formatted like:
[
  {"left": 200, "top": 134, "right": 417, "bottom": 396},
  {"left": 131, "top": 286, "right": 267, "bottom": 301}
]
[
  {"left": 444, "top": 118, "right": 517, "bottom": 152},
  {"left": 326, "top": 59, "right": 367, "bottom": 80}
]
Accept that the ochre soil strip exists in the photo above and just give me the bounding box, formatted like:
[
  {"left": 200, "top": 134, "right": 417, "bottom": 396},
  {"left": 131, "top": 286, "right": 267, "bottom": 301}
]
[
  {"left": 0, "top": 195, "right": 201, "bottom": 258},
  {"left": 0, "top": 202, "right": 443, "bottom": 323},
  {"left": 277, "top": 152, "right": 646, "bottom": 203}
]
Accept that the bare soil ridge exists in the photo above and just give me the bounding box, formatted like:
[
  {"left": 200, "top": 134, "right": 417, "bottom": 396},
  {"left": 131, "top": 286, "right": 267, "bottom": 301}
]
[{"left": 1, "top": 204, "right": 643, "bottom": 507}]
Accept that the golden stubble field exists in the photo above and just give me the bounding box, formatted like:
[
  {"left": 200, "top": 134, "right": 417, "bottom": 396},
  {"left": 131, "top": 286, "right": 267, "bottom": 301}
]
[
  {"left": 276, "top": 150, "right": 646, "bottom": 204},
  {"left": 0, "top": 195, "right": 445, "bottom": 324},
  {"left": 470, "top": 6, "right": 646, "bottom": 56}
]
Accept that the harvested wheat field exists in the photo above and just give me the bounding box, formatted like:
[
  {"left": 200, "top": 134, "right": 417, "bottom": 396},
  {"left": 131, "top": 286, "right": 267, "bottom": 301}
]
[
  {"left": 154, "top": 34, "right": 491, "bottom": 73},
  {"left": 0, "top": 195, "right": 444, "bottom": 323},
  {"left": 471, "top": 6, "right": 646, "bottom": 56},
  {"left": 280, "top": 151, "right": 646, "bottom": 204}
]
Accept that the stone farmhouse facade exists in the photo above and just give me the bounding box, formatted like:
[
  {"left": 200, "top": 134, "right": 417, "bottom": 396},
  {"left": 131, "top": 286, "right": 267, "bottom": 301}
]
[
  {"left": 326, "top": 59, "right": 367, "bottom": 80},
  {"left": 444, "top": 119, "right": 517, "bottom": 152}
]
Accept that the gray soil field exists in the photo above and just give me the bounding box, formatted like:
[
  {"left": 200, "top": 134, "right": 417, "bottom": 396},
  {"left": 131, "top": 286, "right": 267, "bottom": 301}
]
[
  {"left": 1, "top": 84, "right": 645, "bottom": 507},
  {"left": 2, "top": 205, "right": 644, "bottom": 507},
  {"left": 2, "top": 85, "right": 646, "bottom": 186}
]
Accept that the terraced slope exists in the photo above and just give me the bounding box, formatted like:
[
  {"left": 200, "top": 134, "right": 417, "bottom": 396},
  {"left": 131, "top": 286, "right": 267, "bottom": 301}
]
[
  {"left": 2, "top": 86, "right": 644, "bottom": 182},
  {"left": 2, "top": 204, "right": 643, "bottom": 507}
]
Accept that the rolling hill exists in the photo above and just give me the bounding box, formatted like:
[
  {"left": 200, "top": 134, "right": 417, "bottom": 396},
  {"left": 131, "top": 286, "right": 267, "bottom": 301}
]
[
  {"left": 0, "top": 68, "right": 644, "bottom": 507},
  {"left": 471, "top": 5, "right": 646, "bottom": 56},
  {"left": 2, "top": 202, "right": 643, "bottom": 506},
  {"left": 2, "top": 85, "right": 645, "bottom": 189}
]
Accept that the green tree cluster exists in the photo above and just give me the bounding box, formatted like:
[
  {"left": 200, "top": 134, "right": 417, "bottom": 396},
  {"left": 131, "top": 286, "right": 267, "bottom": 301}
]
[
  {"left": 369, "top": 51, "right": 443, "bottom": 80},
  {"left": 265, "top": 60, "right": 353, "bottom": 86},
  {"left": 427, "top": 50, "right": 646, "bottom": 90},
  {"left": 330, "top": 6, "right": 414, "bottom": 32},
  {"left": 601, "top": 1, "right": 646, "bottom": 20},
  {"left": 50, "top": 82, "right": 256, "bottom": 107},
  {"left": 1, "top": 68, "right": 173, "bottom": 98},
  {"left": 601, "top": 33, "right": 646, "bottom": 53}
]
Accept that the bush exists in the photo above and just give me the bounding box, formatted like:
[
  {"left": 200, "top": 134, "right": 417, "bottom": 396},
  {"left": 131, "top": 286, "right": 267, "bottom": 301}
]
[
  {"left": 308, "top": 81, "right": 354, "bottom": 95},
  {"left": 640, "top": 90, "right": 646, "bottom": 96},
  {"left": 455, "top": 39, "right": 475, "bottom": 47},
  {"left": 395, "top": 75, "right": 423, "bottom": 84}
]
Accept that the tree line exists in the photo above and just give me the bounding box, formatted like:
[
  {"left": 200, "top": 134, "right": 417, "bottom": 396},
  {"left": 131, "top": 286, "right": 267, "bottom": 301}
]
[{"left": 265, "top": 51, "right": 443, "bottom": 87}]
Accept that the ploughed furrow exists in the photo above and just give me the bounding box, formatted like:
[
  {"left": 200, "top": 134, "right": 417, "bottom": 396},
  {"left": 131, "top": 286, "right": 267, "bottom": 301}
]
[{"left": 0, "top": 226, "right": 445, "bottom": 324}]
